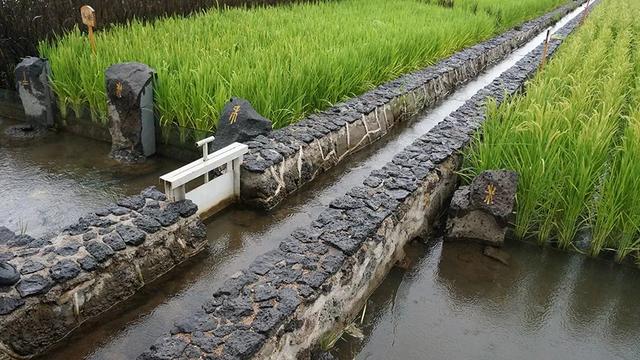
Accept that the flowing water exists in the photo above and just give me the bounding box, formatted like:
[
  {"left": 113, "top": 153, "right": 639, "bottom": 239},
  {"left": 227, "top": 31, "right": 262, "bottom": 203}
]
[{"left": 333, "top": 240, "right": 640, "bottom": 360}]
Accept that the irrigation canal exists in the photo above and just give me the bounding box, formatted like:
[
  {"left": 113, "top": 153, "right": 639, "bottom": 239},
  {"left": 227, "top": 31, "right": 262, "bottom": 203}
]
[{"left": 1, "top": 2, "right": 626, "bottom": 359}]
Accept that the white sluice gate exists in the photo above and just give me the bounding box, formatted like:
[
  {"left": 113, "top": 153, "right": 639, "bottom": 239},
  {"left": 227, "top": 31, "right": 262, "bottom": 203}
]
[{"left": 160, "top": 137, "right": 249, "bottom": 216}]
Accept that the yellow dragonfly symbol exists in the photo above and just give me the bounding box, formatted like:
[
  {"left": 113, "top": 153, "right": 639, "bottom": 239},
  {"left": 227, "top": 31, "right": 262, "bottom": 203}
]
[
  {"left": 484, "top": 183, "right": 496, "bottom": 205},
  {"left": 19, "top": 71, "right": 29, "bottom": 87},
  {"left": 115, "top": 81, "right": 123, "bottom": 98},
  {"left": 229, "top": 105, "right": 241, "bottom": 124}
]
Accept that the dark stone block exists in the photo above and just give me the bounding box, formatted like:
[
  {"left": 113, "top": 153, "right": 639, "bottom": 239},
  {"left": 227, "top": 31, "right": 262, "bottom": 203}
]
[
  {"left": 276, "top": 287, "right": 301, "bottom": 317},
  {"left": 251, "top": 308, "right": 284, "bottom": 334},
  {"left": 8, "top": 234, "right": 36, "bottom": 247},
  {"left": 78, "top": 256, "right": 98, "bottom": 272},
  {"left": 14, "top": 57, "right": 55, "bottom": 127},
  {"left": 117, "top": 195, "right": 146, "bottom": 211},
  {"left": 216, "top": 296, "right": 254, "bottom": 320},
  {"left": 50, "top": 259, "right": 81, "bottom": 283},
  {"left": 55, "top": 242, "right": 81, "bottom": 256},
  {"left": 85, "top": 240, "right": 115, "bottom": 263},
  {"left": 224, "top": 330, "right": 265, "bottom": 358},
  {"left": 142, "top": 336, "right": 188, "bottom": 360},
  {"left": 214, "top": 97, "right": 272, "bottom": 151},
  {"left": 253, "top": 284, "right": 278, "bottom": 302},
  {"left": 116, "top": 225, "right": 146, "bottom": 246},
  {"left": 165, "top": 200, "right": 198, "bottom": 218},
  {"left": 82, "top": 231, "right": 97, "bottom": 241},
  {"left": 249, "top": 250, "right": 285, "bottom": 276},
  {"left": 0, "top": 226, "right": 15, "bottom": 245},
  {"left": 191, "top": 332, "right": 223, "bottom": 353},
  {"left": 0, "top": 262, "right": 20, "bottom": 286},
  {"left": 20, "top": 260, "right": 45, "bottom": 275},
  {"left": 469, "top": 170, "right": 518, "bottom": 220},
  {"left": 110, "top": 206, "right": 131, "bottom": 216},
  {"left": 299, "top": 271, "right": 329, "bottom": 289},
  {"left": 16, "top": 274, "right": 53, "bottom": 297},
  {"left": 141, "top": 186, "right": 167, "bottom": 201},
  {"left": 102, "top": 231, "right": 127, "bottom": 251},
  {"left": 133, "top": 215, "right": 162, "bottom": 234},
  {"left": 0, "top": 296, "right": 25, "bottom": 315}
]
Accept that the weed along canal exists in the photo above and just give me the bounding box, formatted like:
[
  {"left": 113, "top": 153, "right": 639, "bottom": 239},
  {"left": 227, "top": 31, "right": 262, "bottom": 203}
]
[{"left": 1, "top": 0, "right": 640, "bottom": 359}]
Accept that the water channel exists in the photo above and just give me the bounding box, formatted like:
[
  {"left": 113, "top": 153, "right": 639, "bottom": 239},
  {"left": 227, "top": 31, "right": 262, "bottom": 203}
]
[{"left": 2, "top": 3, "right": 630, "bottom": 359}]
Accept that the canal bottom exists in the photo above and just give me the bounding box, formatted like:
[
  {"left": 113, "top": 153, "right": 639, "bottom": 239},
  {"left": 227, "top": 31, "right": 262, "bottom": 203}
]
[{"left": 332, "top": 239, "right": 640, "bottom": 360}]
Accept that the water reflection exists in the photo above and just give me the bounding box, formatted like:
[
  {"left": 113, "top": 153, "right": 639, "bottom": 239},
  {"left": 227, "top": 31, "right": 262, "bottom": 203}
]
[{"left": 335, "top": 240, "right": 640, "bottom": 360}]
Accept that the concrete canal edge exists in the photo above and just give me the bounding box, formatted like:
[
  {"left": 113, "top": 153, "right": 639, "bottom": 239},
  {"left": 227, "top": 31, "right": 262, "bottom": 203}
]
[
  {"left": 138, "top": 4, "right": 595, "bottom": 359},
  {"left": 0, "top": 188, "right": 207, "bottom": 358},
  {"left": 239, "top": 0, "right": 586, "bottom": 210}
]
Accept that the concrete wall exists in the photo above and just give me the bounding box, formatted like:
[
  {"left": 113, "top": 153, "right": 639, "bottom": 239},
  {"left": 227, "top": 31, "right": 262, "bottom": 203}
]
[
  {"left": 0, "top": 187, "right": 208, "bottom": 358},
  {"left": 239, "top": 0, "right": 584, "bottom": 210},
  {"left": 138, "top": 4, "right": 591, "bottom": 359}
]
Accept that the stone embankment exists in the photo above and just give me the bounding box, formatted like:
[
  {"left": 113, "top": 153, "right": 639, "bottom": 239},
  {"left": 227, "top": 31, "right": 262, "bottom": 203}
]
[
  {"left": 0, "top": 187, "right": 207, "bottom": 358},
  {"left": 139, "top": 3, "right": 593, "bottom": 359},
  {"left": 239, "top": 0, "right": 585, "bottom": 210}
]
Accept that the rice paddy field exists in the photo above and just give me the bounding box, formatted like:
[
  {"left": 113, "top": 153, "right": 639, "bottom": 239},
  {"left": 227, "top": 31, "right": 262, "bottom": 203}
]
[
  {"left": 464, "top": 0, "right": 640, "bottom": 263},
  {"left": 39, "top": 0, "right": 568, "bottom": 131}
]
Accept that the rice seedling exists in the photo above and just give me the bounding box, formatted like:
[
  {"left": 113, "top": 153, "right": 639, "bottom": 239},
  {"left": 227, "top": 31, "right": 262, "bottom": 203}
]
[
  {"left": 464, "top": 0, "right": 640, "bottom": 261},
  {"left": 39, "top": 0, "right": 568, "bottom": 132}
]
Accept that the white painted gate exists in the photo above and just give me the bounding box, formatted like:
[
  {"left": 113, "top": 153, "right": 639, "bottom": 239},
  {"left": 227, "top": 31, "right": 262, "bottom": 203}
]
[{"left": 160, "top": 137, "right": 248, "bottom": 216}]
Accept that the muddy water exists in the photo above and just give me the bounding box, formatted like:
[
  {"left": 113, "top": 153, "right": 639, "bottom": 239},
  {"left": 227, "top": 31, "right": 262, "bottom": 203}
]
[
  {"left": 333, "top": 240, "right": 640, "bottom": 360},
  {"left": 0, "top": 118, "right": 178, "bottom": 238}
]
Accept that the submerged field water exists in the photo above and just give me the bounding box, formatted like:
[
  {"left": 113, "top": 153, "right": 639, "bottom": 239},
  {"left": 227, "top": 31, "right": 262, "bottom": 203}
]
[
  {"left": 465, "top": 0, "right": 640, "bottom": 262},
  {"left": 40, "top": 0, "right": 567, "bottom": 131}
]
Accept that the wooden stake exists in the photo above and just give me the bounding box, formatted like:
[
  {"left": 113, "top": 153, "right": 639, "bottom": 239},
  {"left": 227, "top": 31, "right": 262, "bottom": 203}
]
[
  {"left": 80, "top": 5, "right": 97, "bottom": 55},
  {"left": 580, "top": 0, "right": 591, "bottom": 25},
  {"left": 539, "top": 29, "right": 551, "bottom": 71}
]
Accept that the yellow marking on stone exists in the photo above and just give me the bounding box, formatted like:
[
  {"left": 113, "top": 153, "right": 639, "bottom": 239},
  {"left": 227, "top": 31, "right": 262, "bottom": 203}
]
[
  {"left": 484, "top": 183, "right": 496, "bottom": 205},
  {"left": 20, "top": 71, "right": 29, "bottom": 87},
  {"left": 115, "top": 81, "right": 123, "bottom": 98},
  {"left": 229, "top": 105, "right": 241, "bottom": 124}
]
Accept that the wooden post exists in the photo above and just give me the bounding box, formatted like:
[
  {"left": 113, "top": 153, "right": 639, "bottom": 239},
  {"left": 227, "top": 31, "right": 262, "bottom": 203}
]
[
  {"left": 580, "top": 0, "right": 591, "bottom": 25},
  {"left": 539, "top": 29, "right": 551, "bottom": 71},
  {"left": 80, "top": 5, "right": 97, "bottom": 55}
]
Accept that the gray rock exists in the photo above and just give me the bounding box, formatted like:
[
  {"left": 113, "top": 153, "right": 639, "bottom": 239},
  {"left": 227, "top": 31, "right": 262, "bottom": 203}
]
[
  {"left": 78, "top": 256, "right": 98, "bottom": 272},
  {"left": 117, "top": 195, "right": 146, "bottom": 210},
  {"left": 224, "top": 330, "right": 265, "bottom": 357},
  {"left": 446, "top": 209, "right": 507, "bottom": 247},
  {"left": 251, "top": 308, "right": 284, "bottom": 334},
  {"left": 7, "top": 234, "right": 35, "bottom": 247},
  {"left": 102, "top": 231, "right": 127, "bottom": 251},
  {"left": 277, "top": 287, "right": 301, "bottom": 316},
  {"left": 20, "top": 260, "right": 45, "bottom": 275},
  {"left": 55, "top": 242, "right": 81, "bottom": 256},
  {"left": 0, "top": 262, "right": 20, "bottom": 286},
  {"left": 253, "top": 284, "right": 277, "bottom": 302},
  {"left": 116, "top": 225, "right": 146, "bottom": 246},
  {"left": 141, "top": 186, "right": 167, "bottom": 201},
  {"left": 0, "top": 252, "right": 15, "bottom": 262},
  {"left": 16, "top": 274, "right": 53, "bottom": 297},
  {"left": 0, "top": 226, "right": 15, "bottom": 245},
  {"left": 469, "top": 170, "right": 518, "bottom": 220},
  {"left": 50, "top": 259, "right": 81, "bottom": 282},
  {"left": 190, "top": 332, "right": 223, "bottom": 353},
  {"left": 14, "top": 57, "right": 55, "bottom": 128},
  {"left": 82, "top": 231, "right": 98, "bottom": 241},
  {"left": 142, "top": 336, "right": 188, "bottom": 360},
  {"left": 167, "top": 200, "right": 198, "bottom": 218},
  {"left": 110, "top": 206, "right": 131, "bottom": 216},
  {"left": 0, "top": 296, "right": 25, "bottom": 315},
  {"left": 213, "top": 97, "right": 272, "bottom": 151},
  {"left": 106, "top": 62, "right": 157, "bottom": 163},
  {"left": 133, "top": 215, "right": 161, "bottom": 234},
  {"left": 85, "top": 240, "right": 115, "bottom": 262}
]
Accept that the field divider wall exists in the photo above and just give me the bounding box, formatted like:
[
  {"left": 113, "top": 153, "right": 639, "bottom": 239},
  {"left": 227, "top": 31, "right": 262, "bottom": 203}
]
[
  {"left": 240, "top": 0, "right": 586, "bottom": 210},
  {"left": 139, "top": 2, "right": 598, "bottom": 359}
]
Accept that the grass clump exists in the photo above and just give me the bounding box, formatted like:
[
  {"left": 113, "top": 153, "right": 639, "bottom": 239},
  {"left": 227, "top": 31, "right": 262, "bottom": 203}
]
[
  {"left": 464, "top": 0, "right": 640, "bottom": 262},
  {"left": 39, "top": 0, "right": 567, "bottom": 131}
]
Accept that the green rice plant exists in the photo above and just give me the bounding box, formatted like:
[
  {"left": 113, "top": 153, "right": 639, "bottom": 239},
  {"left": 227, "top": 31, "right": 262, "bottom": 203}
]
[
  {"left": 39, "top": 0, "right": 568, "bottom": 132},
  {"left": 464, "top": 0, "right": 640, "bottom": 259}
]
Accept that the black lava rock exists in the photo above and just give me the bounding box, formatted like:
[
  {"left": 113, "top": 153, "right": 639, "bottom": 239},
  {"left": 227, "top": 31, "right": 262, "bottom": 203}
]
[
  {"left": 20, "top": 260, "right": 45, "bottom": 275},
  {"left": 0, "top": 226, "right": 15, "bottom": 245},
  {"left": 224, "top": 330, "right": 265, "bottom": 357},
  {"left": 117, "top": 195, "right": 146, "bottom": 210},
  {"left": 55, "top": 242, "right": 81, "bottom": 256},
  {"left": 141, "top": 186, "right": 167, "bottom": 201},
  {"left": 102, "top": 231, "right": 127, "bottom": 251},
  {"left": 167, "top": 200, "right": 198, "bottom": 218},
  {"left": 0, "top": 262, "right": 20, "bottom": 286},
  {"left": 133, "top": 215, "right": 161, "bottom": 234},
  {"left": 0, "top": 296, "right": 25, "bottom": 315},
  {"left": 116, "top": 225, "right": 146, "bottom": 246},
  {"left": 213, "top": 97, "right": 272, "bottom": 151},
  {"left": 78, "top": 256, "right": 98, "bottom": 272},
  {"left": 16, "top": 274, "right": 53, "bottom": 297},
  {"left": 50, "top": 259, "right": 81, "bottom": 283},
  {"left": 85, "top": 240, "right": 115, "bottom": 263}
]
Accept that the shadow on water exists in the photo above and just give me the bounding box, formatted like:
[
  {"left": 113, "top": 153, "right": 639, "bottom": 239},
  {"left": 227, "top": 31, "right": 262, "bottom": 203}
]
[{"left": 333, "top": 240, "right": 640, "bottom": 360}]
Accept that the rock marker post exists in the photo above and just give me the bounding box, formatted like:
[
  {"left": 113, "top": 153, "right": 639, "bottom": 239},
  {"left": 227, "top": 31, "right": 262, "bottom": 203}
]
[
  {"left": 80, "top": 5, "right": 97, "bottom": 55},
  {"left": 14, "top": 57, "right": 56, "bottom": 128}
]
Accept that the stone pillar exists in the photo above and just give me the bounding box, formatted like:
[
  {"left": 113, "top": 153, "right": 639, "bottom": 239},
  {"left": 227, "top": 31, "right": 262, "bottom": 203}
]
[
  {"left": 105, "top": 62, "right": 156, "bottom": 163},
  {"left": 14, "top": 57, "right": 55, "bottom": 128}
]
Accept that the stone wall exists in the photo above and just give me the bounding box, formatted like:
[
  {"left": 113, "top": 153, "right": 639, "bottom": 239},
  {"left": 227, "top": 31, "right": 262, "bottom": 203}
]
[
  {"left": 138, "top": 3, "right": 591, "bottom": 359},
  {"left": 0, "top": 187, "right": 208, "bottom": 358},
  {"left": 239, "top": 0, "right": 584, "bottom": 210}
]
